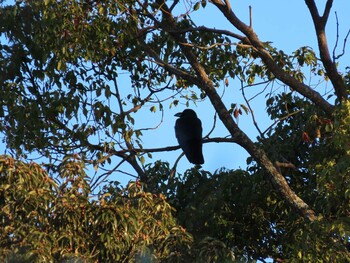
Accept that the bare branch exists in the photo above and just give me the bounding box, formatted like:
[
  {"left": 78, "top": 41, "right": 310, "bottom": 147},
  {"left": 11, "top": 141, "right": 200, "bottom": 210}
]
[
  {"left": 333, "top": 11, "right": 340, "bottom": 62},
  {"left": 169, "top": 152, "right": 185, "bottom": 183},
  {"left": 323, "top": 0, "right": 333, "bottom": 22},
  {"left": 203, "top": 113, "right": 218, "bottom": 139},
  {"left": 195, "top": 26, "right": 245, "bottom": 41},
  {"left": 249, "top": 6, "right": 252, "bottom": 28},
  {"left": 173, "top": 25, "right": 245, "bottom": 41},
  {"left": 130, "top": 137, "right": 238, "bottom": 154},
  {"left": 246, "top": 80, "right": 274, "bottom": 101},
  {"left": 241, "top": 80, "right": 264, "bottom": 138},
  {"left": 169, "top": 0, "right": 179, "bottom": 11},
  {"left": 113, "top": 77, "right": 124, "bottom": 115},
  {"left": 332, "top": 12, "right": 350, "bottom": 61},
  {"left": 305, "top": 0, "right": 347, "bottom": 101},
  {"left": 339, "top": 29, "right": 350, "bottom": 59},
  {"left": 275, "top": 161, "right": 296, "bottom": 170},
  {"left": 180, "top": 41, "right": 235, "bottom": 50},
  {"left": 262, "top": 109, "right": 304, "bottom": 136},
  {"left": 90, "top": 158, "right": 127, "bottom": 191},
  {"left": 123, "top": 93, "right": 153, "bottom": 116},
  {"left": 274, "top": 161, "right": 297, "bottom": 175}
]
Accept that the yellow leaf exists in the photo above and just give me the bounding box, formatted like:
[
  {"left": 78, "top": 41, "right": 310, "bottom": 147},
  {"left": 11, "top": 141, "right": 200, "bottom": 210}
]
[
  {"left": 140, "top": 156, "right": 145, "bottom": 165},
  {"left": 298, "top": 251, "right": 302, "bottom": 259}
]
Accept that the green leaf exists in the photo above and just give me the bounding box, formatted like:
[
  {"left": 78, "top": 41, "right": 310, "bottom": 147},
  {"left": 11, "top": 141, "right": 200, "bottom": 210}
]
[
  {"left": 240, "top": 104, "right": 250, "bottom": 114},
  {"left": 193, "top": 2, "right": 201, "bottom": 11},
  {"left": 140, "top": 155, "right": 145, "bottom": 165},
  {"left": 150, "top": 106, "right": 156, "bottom": 113}
]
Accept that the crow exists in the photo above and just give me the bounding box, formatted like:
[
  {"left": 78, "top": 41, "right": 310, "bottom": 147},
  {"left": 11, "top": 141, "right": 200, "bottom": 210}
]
[{"left": 174, "top": 109, "right": 204, "bottom": 164}]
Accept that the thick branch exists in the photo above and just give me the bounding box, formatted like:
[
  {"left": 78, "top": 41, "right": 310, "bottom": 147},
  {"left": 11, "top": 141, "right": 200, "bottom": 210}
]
[
  {"left": 305, "top": 0, "right": 347, "bottom": 101},
  {"left": 139, "top": 40, "right": 200, "bottom": 85},
  {"left": 185, "top": 26, "right": 245, "bottom": 41},
  {"left": 210, "top": 0, "right": 335, "bottom": 115},
  {"left": 155, "top": 0, "right": 318, "bottom": 222}
]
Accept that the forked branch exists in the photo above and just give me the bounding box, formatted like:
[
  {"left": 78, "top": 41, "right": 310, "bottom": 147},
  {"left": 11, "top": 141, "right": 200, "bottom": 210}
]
[
  {"left": 305, "top": 0, "right": 348, "bottom": 101},
  {"left": 210, "top": 0, "right": 335, "bottom": 115}
]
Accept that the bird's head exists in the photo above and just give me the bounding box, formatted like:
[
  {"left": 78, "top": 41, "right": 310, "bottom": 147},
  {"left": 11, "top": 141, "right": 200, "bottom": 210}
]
[{"left": 174, "top": 109, "right": 197, "bottom": 118}]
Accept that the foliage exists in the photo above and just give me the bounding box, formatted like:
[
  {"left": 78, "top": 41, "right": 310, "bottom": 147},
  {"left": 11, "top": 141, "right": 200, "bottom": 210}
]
[
  {"left": 1, "top": 0, "right": 350, "bottom": 262},
  {"left": 145, "top": 158, "right": 350, "bottom": 262},
  {"left": 0, "top": 155, "right": 193, "bottom": 262}
]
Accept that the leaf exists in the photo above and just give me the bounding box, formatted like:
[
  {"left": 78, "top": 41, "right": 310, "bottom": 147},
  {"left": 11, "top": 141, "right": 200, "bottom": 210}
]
[
  {"left": 150, "top": 106, "right": 156, "bottom": 113},
  {"left": 266, "top": 97, "right": 274, "bottom": 106},
  {"left": 191, "top": 93, "right": 198, "bottom": 100},
  {"left": 224, "top": 78, "right": 229, "bottom": 87},
  {"left": 98, "top": 6, "right": 105, "bottom": 15},
  {"left": 105, "top": 85, "right": 111, "bottom": 98},
  {"left": 240, "top": 104, "right": 250, "bottom": 114},
  {"left": 127, "top": 114, "right": 135, "bottom": 125},
  {"left": 302, "top": 131, "right": 310, "bottom": 142},
  {"left": 193, "top": 2, "right": 201, "bottom": 11},
  {"left": 96, "top": 87, "right": 102, "bottom": 97},
  {"left": 233, "top": 108, "right": 239, "bottom": 119},
  {"left": 57, "top": 60, "right": 65, "bottom": 71},
  {"left": 140, "top": 155, "right": 145, "bottom": 165},
  {"left": 298, "top": 251, "right": 302, "bottom": 259},
  {"left": 315, "top": 128, "right": 321, "bottom": 138},
  {"left": 325, "top": 123, "right": 333, "bottom": 132}
]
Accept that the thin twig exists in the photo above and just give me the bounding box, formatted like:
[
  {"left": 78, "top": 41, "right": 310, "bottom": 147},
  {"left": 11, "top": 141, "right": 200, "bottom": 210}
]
[
  {"left": 332, "top": 11, "right": 350, "bottom": 61},
  {"left": 169, "top": 152, "right": 185, "bottom": 183},
  {"left": 203, "top": 112, "right": 217, "bottom": 139},
  {"left": 249, "top": 6, "right": 252, "bottom": 28},
  {"left": 332, "top": 11, "right": 340, "bottom": 62},
  {"left": 192, "top": 26, "right": 245, "bottom": 41},
  {"left": 241, "top": 80, "right": 264, "bottom": 137},
  {"left": 262, "top": 109, "right": 304, "bottom": 136},
  {"left": 243, "top": 80, "right": 273, "bottom": 101},
  {"left": 179, "top": 41, "right": 236, "bottom": 50},
  {"left": 90, "top": 158, "right": 127, "bottom": 191}
]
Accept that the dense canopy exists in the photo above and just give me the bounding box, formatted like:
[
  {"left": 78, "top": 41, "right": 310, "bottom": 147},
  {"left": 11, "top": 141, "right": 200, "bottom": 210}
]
[{"left": 1, "top": 0, "right": 350, "bottom": 262}]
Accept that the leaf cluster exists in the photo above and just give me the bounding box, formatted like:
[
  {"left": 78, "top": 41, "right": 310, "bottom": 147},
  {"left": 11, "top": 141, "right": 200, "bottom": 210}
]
[{"left": 0, "top": 155, "right": 192, "bottom": 262}]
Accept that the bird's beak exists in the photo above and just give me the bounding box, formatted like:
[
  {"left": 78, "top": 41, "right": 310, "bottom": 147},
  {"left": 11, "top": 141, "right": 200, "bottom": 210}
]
[{"left": 174, "top": 112, "right": 182, "bottom": 117}]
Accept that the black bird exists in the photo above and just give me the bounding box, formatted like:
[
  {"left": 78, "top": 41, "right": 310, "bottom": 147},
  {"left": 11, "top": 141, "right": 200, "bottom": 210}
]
[{"left": 174, "top": 109, "right": 204, "bottom": 164}]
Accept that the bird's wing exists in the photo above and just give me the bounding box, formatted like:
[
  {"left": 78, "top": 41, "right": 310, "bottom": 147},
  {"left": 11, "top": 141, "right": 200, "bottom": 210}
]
[
  {"left": 175, "top": 117, "right": 204, "bottom": 164},
  {"left": 175, "top": 117, "right": 199, "bottom": 143}
]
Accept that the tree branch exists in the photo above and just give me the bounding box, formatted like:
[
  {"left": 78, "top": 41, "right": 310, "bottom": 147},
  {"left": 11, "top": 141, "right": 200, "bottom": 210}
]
[
  {"left": 241, "top": 79, "right": 264, "bottom": 138},
  {"left": 117, "top": 137, "right": 238, "bottom": 154},
  {"left": 155, "top": 0, "right": 318, "bottom": 222},
  {"left": 305, "top": 0, "right": 347, "bottom": 101},
  {"left": 210, "top": 0, "right": 335, "bottom": 115},
  {"left": 176, "top": 26, "right": 245, "bottom": 41},
  {"left": 332, "top": 11, "right": 350, "bottom": 61},
  {"left": 262, "top": 109, "right": 304, "bottom": 136}
]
